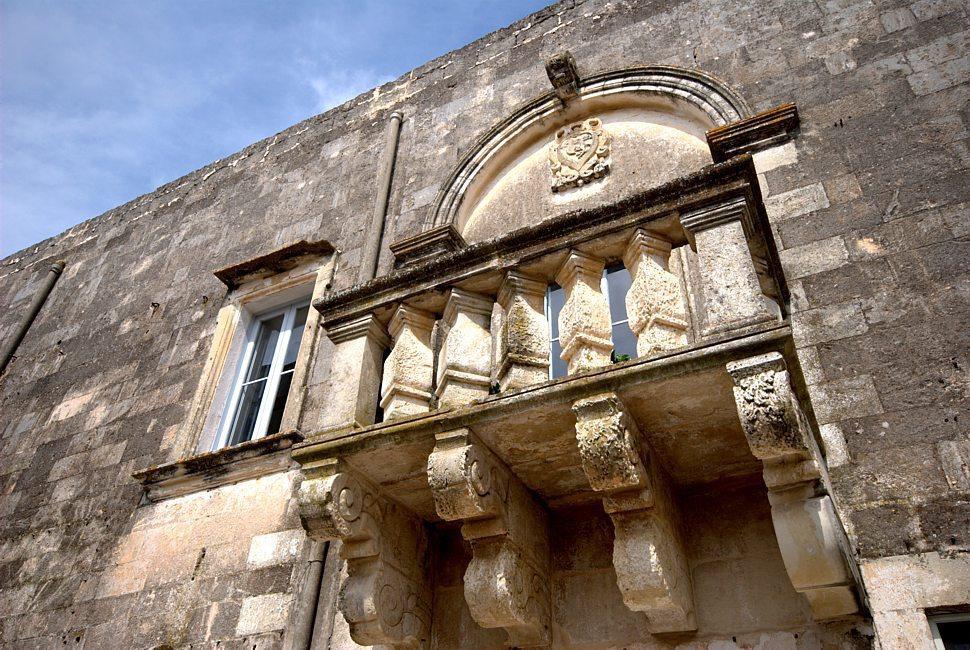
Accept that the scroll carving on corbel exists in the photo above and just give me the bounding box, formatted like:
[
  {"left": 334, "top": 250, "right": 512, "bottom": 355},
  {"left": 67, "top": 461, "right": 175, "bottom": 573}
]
[
  {"left": 298, "top": 459, "right": 432, "bottom": 648},
  {"left": 571, "top": 393, "right": 696, "bottom": 634},
  {"left": 727, "top": 352, "right": 859, "bottom": 620},
  {"left": 428, "top": 429, "right": 551, "bottom": 647}
]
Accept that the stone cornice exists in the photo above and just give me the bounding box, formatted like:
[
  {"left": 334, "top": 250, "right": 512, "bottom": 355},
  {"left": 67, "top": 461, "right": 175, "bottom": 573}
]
[
  {"left": 314, "top": 155, "right": 788, "bottom": 328},
  {"left": 213, "top": 239, "right": 334, "bottom": 290},
  {"left": 706, "top": 103, "right": 800, "bottom": 163}
]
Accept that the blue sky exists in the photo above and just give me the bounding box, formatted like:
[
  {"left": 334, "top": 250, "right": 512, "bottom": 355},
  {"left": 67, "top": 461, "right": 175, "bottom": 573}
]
[{"left": 0, "top": 0, "right": 550, "bottom": 257}]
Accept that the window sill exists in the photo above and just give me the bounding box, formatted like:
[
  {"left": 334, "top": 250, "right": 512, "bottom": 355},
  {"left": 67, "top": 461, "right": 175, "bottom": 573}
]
[{"left": 132, "top": 430, "right": 304, "bottom": 503}]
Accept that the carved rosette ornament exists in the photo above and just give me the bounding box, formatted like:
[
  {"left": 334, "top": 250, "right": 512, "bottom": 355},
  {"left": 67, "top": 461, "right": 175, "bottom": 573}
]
[
  {"left": 549, "top": 118, "right": 612, "bottom": 192},
  {"left": 727, "top": 353, "right": 860, "bottom": 620},
  {"left": 428, "top": 429, "right": 552, "bottom": 647},
  {"left": 298, "top": 460, "right": 432, "bottom": 648},
  {"left": 571, "top": 393, "right": 696, "bottom": 633}
]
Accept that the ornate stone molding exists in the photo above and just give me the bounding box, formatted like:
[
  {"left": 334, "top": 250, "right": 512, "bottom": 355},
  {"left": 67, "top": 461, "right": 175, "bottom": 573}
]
[
  {"left": 298, "top": 459, "right": 432, "bottom": 648},
  {"left": 496, "top": 271, "right": 550, "bottom": 391},
  {"left": 428, "top": 429, "right": 551, "bottom": 647},
  {"left": 622, "top": 230, "right": 689, "bottom": 357},
  {"left": 555, "top": 250, "right": 612, "bottom": 374},
  {"left": 390, "top": 224, "right": 466, "bottom": 269},
  {"left": 549, "top": 118, "right": 612, "bottom": 192},
  {"left": 727, "top": 352, "right": 859, "bottom": 620},
  {"left": 571, "top": 392, "right": 696, "bottom": 633},
  {"left": 436, "top": 289, "right": 493, "bottom": 408},
  {"left": 381, "top": 305, "right": 436, "bottom": 419}
]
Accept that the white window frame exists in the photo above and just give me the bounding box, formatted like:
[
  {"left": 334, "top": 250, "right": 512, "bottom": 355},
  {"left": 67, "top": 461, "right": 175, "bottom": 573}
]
[
  {"left": 212, "top": 299, "right": 309, "bottom": 450},
  {"left": 929, "top": 613, "right": 970, "bottom": 650},
  {"left": 545, "top": 264, "right": 632, "bottom": 379}
]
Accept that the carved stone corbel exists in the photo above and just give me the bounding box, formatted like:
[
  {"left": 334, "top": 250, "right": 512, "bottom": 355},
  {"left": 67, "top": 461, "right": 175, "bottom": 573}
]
[
  {"left": 298, "top": 458, "right": 432, "bottom": 648},
  {"left": 727, "top": 352, "right": 859, "bottom": 620},
  {"left": 622, "top": 230, "right": 689, "bottom": 357},
  {"left": 428, "top": 429, "right": 551, "bottom": 647},
  {"left": 571, "top": 393, "right": 696, "bottom": 633}
]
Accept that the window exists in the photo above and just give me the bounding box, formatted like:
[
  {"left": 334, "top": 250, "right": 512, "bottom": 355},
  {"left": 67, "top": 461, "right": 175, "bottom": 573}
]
[
  {"left": 545, "top": 264, "right": 637, "bottom": 378},
  {"left": 213, "top": 300, "right": 310, "bottom": 449},
  {"left": 931, "top": 614, "right": 970, "bottom": 650}
]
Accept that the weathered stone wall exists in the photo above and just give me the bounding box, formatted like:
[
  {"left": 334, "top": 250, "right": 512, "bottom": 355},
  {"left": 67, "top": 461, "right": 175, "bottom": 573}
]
[{"left": 0, "top": 0, "right": 967, "bottom": 647}]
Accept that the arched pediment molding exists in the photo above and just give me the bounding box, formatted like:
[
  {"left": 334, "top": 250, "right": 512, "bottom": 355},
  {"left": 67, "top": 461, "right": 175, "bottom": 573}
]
[{"left": 425, "top": 66, "right": 750, "bottom": 234}]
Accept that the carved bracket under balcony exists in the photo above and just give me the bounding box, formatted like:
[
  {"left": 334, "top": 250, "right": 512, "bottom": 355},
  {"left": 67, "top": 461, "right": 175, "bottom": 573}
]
[
  {"left": 571, "top": 392, "right": 696, "bottom": 634},
  {"left": 298, "top": 459, "right": 432, "bottom": 648},
  {"left": 727, "top": 352, "right": 859, "bottom": 620},
  {"left": 428, "top": 429, "right": 551, "bottom": 647}
]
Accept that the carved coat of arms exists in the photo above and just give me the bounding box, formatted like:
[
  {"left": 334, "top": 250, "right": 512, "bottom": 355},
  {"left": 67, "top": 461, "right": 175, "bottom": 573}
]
[{"left": 548, "top": 118, "right": 612, "bottom": 192}]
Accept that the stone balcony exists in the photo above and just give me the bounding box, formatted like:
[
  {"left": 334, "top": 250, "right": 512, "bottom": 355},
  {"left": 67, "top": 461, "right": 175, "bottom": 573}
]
[{"left": 293, "top": 155, "right": 859, "bottom": 648}]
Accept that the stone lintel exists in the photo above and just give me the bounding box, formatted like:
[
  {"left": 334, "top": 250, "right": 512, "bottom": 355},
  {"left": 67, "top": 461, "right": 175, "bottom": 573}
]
[
  {"left": 706, "top": 102, "right": 800, "bottom": 163},
  {"left": 390, "top": 224, "right": 466, "bottom": 269},
  {"left": 727, "top": 352, "right": 859, "bottom": 620},
  {"left": 428, "top": 429, "right": 551, "bottom": 647},
  {"left": 297, "top": 460, "right": 433, "bottom": 648},
  {"left": 571, "top": 392, "right": 696, "bottom": 633}
]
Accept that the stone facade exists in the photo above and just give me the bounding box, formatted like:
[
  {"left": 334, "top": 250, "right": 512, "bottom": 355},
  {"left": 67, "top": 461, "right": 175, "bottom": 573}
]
[{"left": 0, "top": 1, "right": 967, "bottom": 648}]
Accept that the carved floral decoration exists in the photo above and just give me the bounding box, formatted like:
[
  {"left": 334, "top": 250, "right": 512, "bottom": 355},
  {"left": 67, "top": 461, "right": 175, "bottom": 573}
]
[{"left": 549, "top": 118, "right": 612, "bottom": 192}]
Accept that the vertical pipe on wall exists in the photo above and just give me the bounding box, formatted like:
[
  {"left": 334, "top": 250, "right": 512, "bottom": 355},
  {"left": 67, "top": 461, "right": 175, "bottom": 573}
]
[
  {"left": 0, "top": 260, "right": 66, "bottom": 375},
  {"left": 358, "top": 111, "right": 403, "bottom": 284},
  {"left": 283, "top": 539, "right": 328, "bottom": 650}
]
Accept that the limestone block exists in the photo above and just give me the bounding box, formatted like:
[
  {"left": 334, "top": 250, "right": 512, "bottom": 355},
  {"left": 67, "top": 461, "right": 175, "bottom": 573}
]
[
  {"left": 428, "top": 429, "right": 551, "bottom": 647},
  {"left": 380, "top": 305, "right": 435, "bottom": 420},
  {"left": 298, "top": 460, "right": 432, "bottom": 648},
  {"left": 622, "top": 230, "right": 689, "bottom": 357},
  {"left": 681, "top": 199, "right": 780, "bottom": 336},
  {"left": 320, "top": 315, "right": 390, "bottom": 433},
  {"left": 496, "top": 271, "right": 550, "bottom": 391},
  {"left": 571, "top": 392, "right": 695, "bottom": 633},
  {"left": 727, "top": 352, "right": 859, "bottom": 620},
  {"left": 436, "top": 289, "right": 493, "bottom": 409},
  {"left": 555, "top": 251, "right": 612, "bottom": 374}
]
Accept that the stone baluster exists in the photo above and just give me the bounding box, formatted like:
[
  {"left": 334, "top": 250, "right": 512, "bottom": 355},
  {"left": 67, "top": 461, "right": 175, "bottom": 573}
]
[
  {"left": 681, "top": 198, "right": 780, "bottom": 336},
  {"left": 727, "top": 352, "right": 858, "bottom": 620},
  {"left": 380, "top": 305, "right": 435, "bottom": 420},
  {"left": 554, "top": 250, "right": 612, "bottom": 374},
  {"left": 436, "top": 289, "right": 493, "bottom": 409},
  {"left": 298, "top": 458, "right": 433, "bottom": 648},
  {"left": 428, "top": 429, "right": 551, "bottom": 647},
  {"left": 571, "top": 392, "right": 696, "bottom": 633},
  {"left": 496, "top": 271, "right": 550, "bottom": 391},
  {"left": 622, "top": 230, "right": 689, "bottom": 356},
  {"left": 319, "top": 315, "right": 390, "bottom": 435}
]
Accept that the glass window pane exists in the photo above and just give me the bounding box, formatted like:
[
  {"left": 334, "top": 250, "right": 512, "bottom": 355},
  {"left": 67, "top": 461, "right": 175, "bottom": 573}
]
[
  {"left": 938, "top": 620, "right": 970, "bottom": 650},
  {"left": 612, "top": 323, "right": 637, "bottom": 361},
  {"left": 547, "top": 284, "right": 564, "bottom": 340},
  {"left": 281, "top": 306, "right": 309, "bottom": 372},
  {"left": 606, "top": 266, "right": 632, "bottom": 325},
  {"left": 265, "top": 372, "right": 293, "bottom": 436},
  {"left": 550, "top": 339, "right": 567, "bottom": 378},
  {"left": 227, "top": 379, "right": 267, "bottom": 445},
  {"left": 245, "top": 314, "right": 284, "bottom": 382}
]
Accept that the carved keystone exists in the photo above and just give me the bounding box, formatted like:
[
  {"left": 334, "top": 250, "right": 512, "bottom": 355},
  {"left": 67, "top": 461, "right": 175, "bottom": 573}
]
[
  {"left": 555, "top": 251, "right": 612, "bottom": 374},
  {"left": 381, "top": 305, "right": 435, "bottom": 420},
  {"left": 436, "top": 289, "right": 493, "bottom": 409},
  {"left": 623, "top": 230, "right": 689, "bottom": 357},
  {"left": 571, "top": 393, "right": 696, "bottom": 633},
  {"left": 545, "top": 51, "right": 580, "bottom": 103},
  {"left": 298, "top": 459, "right": 432, "bottom": 648},
  {"left": 428, "top": 429, "right": 551, "bottom": 647},
  {"left": 681, "top": 198, "right": 780, "bottom": 336},
  {"left": 727, "top": 352, "right": 859, "bottom": 620},
  {"left": 497, "top": 271, "right": 550, "bottom": 392}
]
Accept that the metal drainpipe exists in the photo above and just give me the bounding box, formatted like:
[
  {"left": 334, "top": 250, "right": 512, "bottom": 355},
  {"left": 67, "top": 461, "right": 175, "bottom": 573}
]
[
  {"left": 283, "top": 539, "right": 328, "bottom": 650},
  {"left": 358, "top": 110, "right": 404, "bottom": 283},
  {"left": 0, "top": 260, "right": 66, "bottom": 375}
]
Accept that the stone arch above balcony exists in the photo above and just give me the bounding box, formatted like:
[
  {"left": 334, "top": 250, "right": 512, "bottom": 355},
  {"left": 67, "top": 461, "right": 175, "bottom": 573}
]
[{"left": 424, "top": 66, "right": 751, "bottom": 244}]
